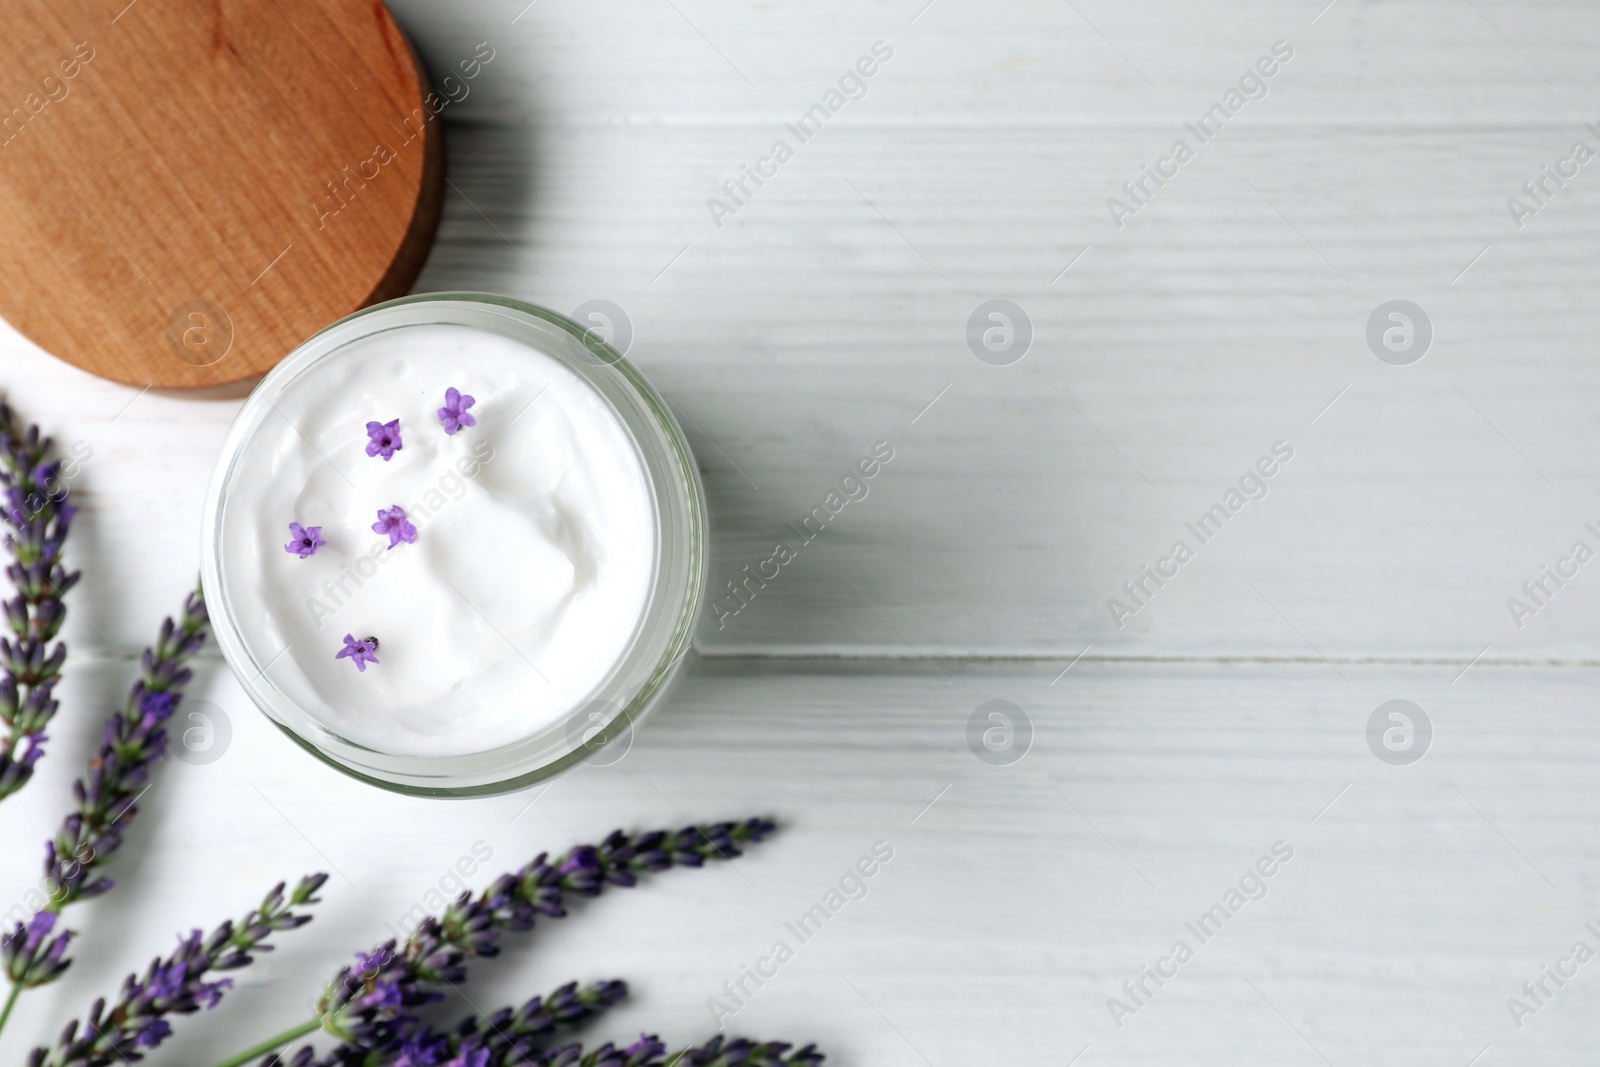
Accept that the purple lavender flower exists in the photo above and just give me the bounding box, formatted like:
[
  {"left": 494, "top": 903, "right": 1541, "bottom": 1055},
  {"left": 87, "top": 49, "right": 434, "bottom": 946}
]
[
  {"left": 353, "top": 948, "right": 388, "bottom": 975},
  {"left": 147, "top": 959, "right": 186, "bottom": 999},
  {"left": 0, "top": 403, "right": 78, "bottom": 805},
  {"left": 372, "top": 506, "right": 417, "bottom": 549},
  {"left": 263, "top": 937, "right": 818, "bottom": 1066},
  {"left": 292, "top": 821, "right": 775, "bottom": 1054},
  {"left": 24, "top": 875, "right": 326, "bottom": 1067},
  {"left": 2, "top": 594, "right": 211, "bottom": 1035},
  {"left": 140, "top": 689, "right": 177, "bottom": 719},
  {"left": 283, "top": 523, "right": 325, "bottom": 559},
  {"left": 336, "top": 634, "right": 380, "bottom": 672},
  {"left": 438, "top": 388, "right": 477, "bottom": 435},
  {"left": 134, "top": 1019, "right": 172, "bottom": 1048},
  {"left": 271, "top": 1024, "right": 824, "bottom": 1067},
  {"left": 38, "top": 589, "right": 209, "bottom": 916},
  {"left": 18, "top": 733, "right": 45, "bottom": 770},
  {"left": 2, "top": 909, "right": 73, "bottom": 991},
  {"left": 674, "top": 1035, "right": 826, "bottom": 1067},
  {"left": 231, "top": 822, "right": 822, "bottom": 1067},
  {"left": 366, "top": 419, "right": 403, "bottom": 461}
]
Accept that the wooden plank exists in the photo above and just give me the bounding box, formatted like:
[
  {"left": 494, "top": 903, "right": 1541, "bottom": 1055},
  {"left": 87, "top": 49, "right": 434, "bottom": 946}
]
[
  {"left": 7, "top": 114, "right": 1600, "bottom": 657},
  {"left": 394, "top": 0, "right": 1600, "bottom": 126},
  {"left": 1, "top": 657, "right": 1595, "bottom": 1062}
]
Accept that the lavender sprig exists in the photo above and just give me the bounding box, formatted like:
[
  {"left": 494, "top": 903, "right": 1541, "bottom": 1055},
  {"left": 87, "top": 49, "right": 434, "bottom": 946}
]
[
  {"left": 265, "top": 979, "right": 629, "bottom": 1067},
  {"left": 213, "top": 820, "right": 776, "bottom": 1067},
  {"left": 326, "top": 1032, "right": 824, "bottom": 1067},
  {"left": 663, "top": 1036, "right": 825, "bottom": 1067},
  {"left": 266, "top": 1008, "right": 820, "bottom": 1067},
  {"left": 43, "top": 587, "right": 210, "bottom": 911},
  {"left": 26, "top": 875, "right": 327, "bottom": 1067},
  {"left": 0, "top": 589, "right": 211, "bottom": 1036},
  {"left": 2, "top": 911, "right": 72, "bottom": 992},
  {"left": 315, "top": 820, "right": 775, "bottom": 1045},
  {"left": 0, "top": 403, "right": 78, "bottom": 803}
]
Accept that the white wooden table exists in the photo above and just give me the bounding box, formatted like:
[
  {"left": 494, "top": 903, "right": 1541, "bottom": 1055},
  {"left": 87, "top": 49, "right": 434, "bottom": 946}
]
[{"left": 4, "top": 0, "right": 1600, "bottom": 1062}]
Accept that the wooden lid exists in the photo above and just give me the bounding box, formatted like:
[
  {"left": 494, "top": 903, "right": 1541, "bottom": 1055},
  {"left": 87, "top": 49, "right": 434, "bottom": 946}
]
[{"left": 0, "top": 0, "right": 444, "bottom": 387}]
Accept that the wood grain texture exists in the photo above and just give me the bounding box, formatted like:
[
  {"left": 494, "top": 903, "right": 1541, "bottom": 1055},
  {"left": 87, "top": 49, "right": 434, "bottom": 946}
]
[
  {"left": 1, "top": 657, "right": 1596, "bottom": 1064},
  {"left": 0, "top": 0, "right": 444, "bottom": 388},
  {"left": 0, "top": 4, "right": 1596, "bottom": 1061},
  {"left": 0, "top": 0, "right": 1595, "bottom": 658},
  {"left": 10, "top": 116, "right": 1600, "bottom": 661}
]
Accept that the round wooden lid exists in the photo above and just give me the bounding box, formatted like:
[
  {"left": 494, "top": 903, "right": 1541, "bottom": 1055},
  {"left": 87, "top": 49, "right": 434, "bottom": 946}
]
[{"left": 0, "top": 0, "right": 445, "bottom": 388}]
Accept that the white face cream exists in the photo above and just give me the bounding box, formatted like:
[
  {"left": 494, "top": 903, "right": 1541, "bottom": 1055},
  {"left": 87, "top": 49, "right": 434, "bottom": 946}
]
[{"left": 217, "top": 323, "right": 658, "bottom": 758}]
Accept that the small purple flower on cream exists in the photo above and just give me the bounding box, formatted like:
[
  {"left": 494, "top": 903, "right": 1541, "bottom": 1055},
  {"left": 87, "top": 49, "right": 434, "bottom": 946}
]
[
  {"left": 284, "top": 522, "right": 325, "bottom": 559},
  {"left": 372, "top": 505, "right": 417, "bottom": 549},
  {"left": 438, "top": 387, "right": 477, "bottom": 435},
  {"left": 336, "top": 634, "right": 379, "bottom": 672},
  {"left": 365, "top": 419, "right": 403, "bottom": 460}
]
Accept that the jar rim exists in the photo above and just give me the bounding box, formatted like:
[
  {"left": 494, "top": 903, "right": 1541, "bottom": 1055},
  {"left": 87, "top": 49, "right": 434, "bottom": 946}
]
[{"left": 199, "top": 292, "right": 707, "bottom": 797}]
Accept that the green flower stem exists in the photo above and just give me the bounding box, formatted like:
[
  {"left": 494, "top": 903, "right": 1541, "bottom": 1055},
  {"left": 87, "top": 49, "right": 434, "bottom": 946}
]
[
  {"left": 206, "top": 1017, "right": 321, "bottom": 1067},
  {"left": 0, "top": 981, "right": 20, "bottom": 1035}
]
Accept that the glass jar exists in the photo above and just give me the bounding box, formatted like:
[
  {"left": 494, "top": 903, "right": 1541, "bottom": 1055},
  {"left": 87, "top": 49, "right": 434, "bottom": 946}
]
[{"left": 199, "top": 293, "right": 707, "bottom": 796}]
